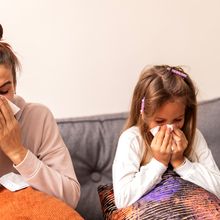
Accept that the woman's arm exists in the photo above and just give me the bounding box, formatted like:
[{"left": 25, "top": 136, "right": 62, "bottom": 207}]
[{"left": 14, "top": 106, "right": 80, "bottom": 208}]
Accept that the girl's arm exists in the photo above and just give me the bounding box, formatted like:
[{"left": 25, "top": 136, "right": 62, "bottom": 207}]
[
  {"left": 112, "top": 128, "right": 167, "bottom": 209},
  {"left": 174, "top": 129, "right": 220, "bottom": 198}
]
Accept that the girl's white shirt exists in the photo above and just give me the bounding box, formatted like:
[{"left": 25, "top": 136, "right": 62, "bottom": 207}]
[{"left": 112, "top": 126, "right": 220, "bottom": 209}]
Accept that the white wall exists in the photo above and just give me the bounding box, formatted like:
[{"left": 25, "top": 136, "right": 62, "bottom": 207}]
[{"left": 1, "top": 0, "right": 220, "bottom": 118}]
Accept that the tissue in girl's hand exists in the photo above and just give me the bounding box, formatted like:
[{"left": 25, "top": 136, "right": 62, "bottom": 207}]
[
  {"left": 150, "top": 126, "right": 160, "bottom": 136},
  {"left": 166, "top": 124, "right": 174, "bottom": 131},
  {"left": 150, "top": 124, "right": 173, "bottom": 136},
  {"left": 6, "top": 98, "right": 20, "bottom": 115}
]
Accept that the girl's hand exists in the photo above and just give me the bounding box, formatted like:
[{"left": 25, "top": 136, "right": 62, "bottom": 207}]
[
  {"left": 170, "top": 127, "right": 188, "bottom": 168},
  {"left": 0, "top": 96, "right": 27, "bottom": 165},
  {"left": 150, "top": 125, "right": 172, "bottom": 166}
]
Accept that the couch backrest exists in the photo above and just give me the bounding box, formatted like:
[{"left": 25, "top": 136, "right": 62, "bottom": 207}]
[
  {"left": 57, "top": 98, "right": 220, "bottom": 220},
  {"left": 197, "top": 98, "right": 220, "bottom": 168},
  {"left": 57, "top": 113, "right": 128, "bottom": 220}
]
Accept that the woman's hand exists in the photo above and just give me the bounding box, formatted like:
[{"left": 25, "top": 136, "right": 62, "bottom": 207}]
[
  {"left": 0, "top": 96, "right": 27, "bottom": 165},
  {"left": 170, "top": 127, "right": 188, "bottom": 168},
  {"left": 150, "top": 125, "right": 172, "bottom": 166}
]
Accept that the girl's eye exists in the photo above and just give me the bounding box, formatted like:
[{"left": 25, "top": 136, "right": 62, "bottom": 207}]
[
  {"left": 0, "top": 90, "right": 9, "bottom": 95},
  {"left": 155, "top": 121, "right": 164, "bottom": 124},
  {"left": 174, "top": 119, "right": 183, "bottom": 122}
]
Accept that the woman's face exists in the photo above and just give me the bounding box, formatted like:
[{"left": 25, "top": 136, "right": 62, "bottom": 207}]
[
  {"left": 148, "top": 99, "right": 186, "bottom": 129},
  {"left": 0, "top": 64, "right": 15, "bottom": 101}
]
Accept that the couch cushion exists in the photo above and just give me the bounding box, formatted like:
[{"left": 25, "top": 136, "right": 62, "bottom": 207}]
[
  {"left": 197, "top": 98, "right": 220, "bottom": 168},
  {"left": 57, "top": 113, "right": 128, "bottom": 220},
  {"left": 0, "top": 187, "right": 83, "bottom": 219}
]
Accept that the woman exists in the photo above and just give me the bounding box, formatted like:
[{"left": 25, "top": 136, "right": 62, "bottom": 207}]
[{"left": 0, "top": 24, "right": 80, "bottom": 208}]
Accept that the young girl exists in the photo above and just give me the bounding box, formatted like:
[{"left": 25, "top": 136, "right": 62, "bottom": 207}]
[{"left": 112, "top": 65, "right": 220, "bottom": 209}]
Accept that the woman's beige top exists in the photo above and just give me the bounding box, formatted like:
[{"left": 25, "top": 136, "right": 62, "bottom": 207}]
[{"left": 0, "top": 95, "right": 80, "bottom": 208}]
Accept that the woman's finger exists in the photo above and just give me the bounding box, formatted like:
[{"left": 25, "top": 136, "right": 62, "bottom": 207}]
[
  {"left": 0, "top": 96, "right": 14, "bottom": 125},
  {"left": 0, "top": 111, "right": 6, "bottom": 129}
]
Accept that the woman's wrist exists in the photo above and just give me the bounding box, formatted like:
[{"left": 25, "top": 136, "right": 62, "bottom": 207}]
[{"left": 8, "top": 146, "right": 28, "bottom": 165}]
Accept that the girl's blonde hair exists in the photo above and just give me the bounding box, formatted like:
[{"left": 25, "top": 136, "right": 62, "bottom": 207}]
[{"left": 125, "top": 65, "right": 197, "bottom": 161}]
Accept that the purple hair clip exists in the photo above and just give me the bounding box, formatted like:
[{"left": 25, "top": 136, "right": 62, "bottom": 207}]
[
  {"left": 140, "top": 97, "right": 145, "bottom": 114},
  {"left": 167, "top": 67, "right": 187, "bottom": 78}
]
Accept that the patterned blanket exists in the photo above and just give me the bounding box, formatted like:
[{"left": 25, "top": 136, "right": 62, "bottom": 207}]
[{"left": 98, "top": 169, "right": 220, "bottom": 220}]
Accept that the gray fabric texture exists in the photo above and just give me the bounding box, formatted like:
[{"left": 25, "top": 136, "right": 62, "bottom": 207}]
[
  {"left": 56, "top": 98, "right": 220, "bottom": 220},
  {"left": 197, "top": 97, "right": 220, "bottom": 168},
  {"left": 57, "top": 113, "right": 127, "bottom": 220}
]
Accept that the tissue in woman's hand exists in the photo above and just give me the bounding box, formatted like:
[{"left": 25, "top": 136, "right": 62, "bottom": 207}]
[
  {"left": 6, "top": 98, "right": 20, "bottom": 115},
  {"left": 150, "top": 124, "right": 173, "bottom": 136}
]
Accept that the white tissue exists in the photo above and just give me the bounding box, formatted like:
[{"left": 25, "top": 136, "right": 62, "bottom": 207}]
[
  {"left": 150, "top": 124, "right": 173, "bottom": 136},
  {"left": 166, "top": 124, "right": 174, "bottom": 131},
  {"left": 6, "top": 98, "right": 20, "bottom": 115},
  {"left": 0, "top": 172, "right": 29, "bottom": 191},
  {"left": 150, "top": 126, "right": 160, "bottom": 136}
]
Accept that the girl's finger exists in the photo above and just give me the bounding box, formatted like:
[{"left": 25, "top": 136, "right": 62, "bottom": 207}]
[
  {"left": 171, "top": 140, "right": 177, "bottom": 152},
  {"left": 160, "top": 127, "right": 171, "bottom": 152},
  {"left": 167, "top": 134, "right": 173, "bottom": 152},
  {"left": 172, "top": 133, "right": 181, "bottom": 143},
  {"left": 155, "top": 125, "right": 166, "bottom": 145},
  {"left": 173, "top": 127, "right": 184, "bottom": 138}
]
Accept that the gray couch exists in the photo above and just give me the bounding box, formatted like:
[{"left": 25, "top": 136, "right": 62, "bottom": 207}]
[{"left": 56, "top": 98, "right": 220, "bottom": 220}]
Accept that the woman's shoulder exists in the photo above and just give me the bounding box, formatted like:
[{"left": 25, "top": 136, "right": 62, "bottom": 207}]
[
  {"left": 25, "top": 102, "right": 51, "bottom": 113},
  {"left": 14, "top": 95, "right": 54, "bottom": 121}
]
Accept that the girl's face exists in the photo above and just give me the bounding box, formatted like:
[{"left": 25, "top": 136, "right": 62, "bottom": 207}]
[
  {"left": 0, "top": 64, "right": 15, "bottom": 101},
  {"left": 148, "top": 98, "right": 186, "bottom": 129}
]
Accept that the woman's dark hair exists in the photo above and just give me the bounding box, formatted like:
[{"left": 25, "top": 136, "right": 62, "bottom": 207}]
[
  {"left": 0, "top": 24, "right": 3, "bottom": 39},
  {"left": 0, "top": 24, "right": 20, "bottom": 86}
]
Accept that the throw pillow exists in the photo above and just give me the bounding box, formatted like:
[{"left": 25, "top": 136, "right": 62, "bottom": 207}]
[
  {"left": 98, "top": 170, "right": 220, "bottom": 220},
  {"left": 0, "top": 186, "right": 84, "bottom": 220}
]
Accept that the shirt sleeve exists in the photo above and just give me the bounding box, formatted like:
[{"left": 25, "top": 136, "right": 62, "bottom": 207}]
[
  {"left": 174, "top": 129, "right": 220, "bottom": 199},
  {"left": 14, "top": 108, "right": 80, "bottom": 209},
  {"left": 112, "top": 130, "right": 167, "bottom": 209}
]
